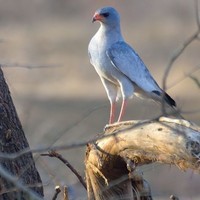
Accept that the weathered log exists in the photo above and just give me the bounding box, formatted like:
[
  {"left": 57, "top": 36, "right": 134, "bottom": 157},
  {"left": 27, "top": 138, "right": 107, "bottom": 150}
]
[{"left": 85, "top": 117, "right": 200, "bottom": 200}]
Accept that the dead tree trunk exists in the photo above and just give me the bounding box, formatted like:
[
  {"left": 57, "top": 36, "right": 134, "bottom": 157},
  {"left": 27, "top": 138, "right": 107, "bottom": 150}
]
[
  {"left": 85, "top": 117, "right": 200, "bottom": 200},
  {"left": 0, "top": 68, "right": 43, "bottom": 199}
]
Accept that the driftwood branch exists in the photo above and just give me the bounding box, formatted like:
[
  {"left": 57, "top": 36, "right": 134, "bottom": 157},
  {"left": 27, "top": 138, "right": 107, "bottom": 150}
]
[{"left": 85, "top": 117, "right": 200, "bottom": 200}]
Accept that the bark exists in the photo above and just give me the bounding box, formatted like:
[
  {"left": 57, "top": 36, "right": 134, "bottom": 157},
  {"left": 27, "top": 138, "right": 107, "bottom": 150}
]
[
  {"left": 0, "top": 68, "right": 43, "bottom": 199},
  {"left": 85, "top": 117, "right": 200, "bottom": 200}
]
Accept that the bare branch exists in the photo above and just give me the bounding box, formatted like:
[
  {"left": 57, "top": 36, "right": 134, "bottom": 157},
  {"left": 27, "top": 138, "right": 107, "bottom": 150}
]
[
  {"left": 48, "top": 104, "right": 106, "bottom": 147},
  {"left": 52, "top": 186, "right": 61, "bottom": 200},
  {"left": 195, "top": 0, "right": 200, "bottom": 29},
  {"left": 0, "top": 115, "right": 178, "bottom": 162},
  {"left": 1, "top": 62, "right": 62, "bottom": 69},
  {"left": 168, "top": 65, "right": 200, "bottom": 90},
  {"left": 41, "top": 151, "right": 87, "bottom": 190},
  {"left": 170, "top": 195, "right": 179, "bottom": 200},
  {"left": 162, "top": 0, "right": 200, "bottom": 114},
  {"left": 0, "top": 117, "right": 159, "bottom": 160},
  {"left": 164, "top": 30, "right": 199, "bottom": 84},
  {"left": 189, "top": 74, "right": 200, "bottom": 88},
  {"left": 63, "top": 186, "right": 69, "bottom": 200}
]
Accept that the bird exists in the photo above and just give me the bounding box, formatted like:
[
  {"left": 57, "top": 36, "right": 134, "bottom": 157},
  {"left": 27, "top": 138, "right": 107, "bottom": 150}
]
[{"left": 88, "top": 6, "right": 176, "bottom": 124}]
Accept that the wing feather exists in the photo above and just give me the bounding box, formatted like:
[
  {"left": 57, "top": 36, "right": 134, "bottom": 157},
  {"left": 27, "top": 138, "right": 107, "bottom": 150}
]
[{"left": 106, "top": 41, "right": 160, "bottom": 93}]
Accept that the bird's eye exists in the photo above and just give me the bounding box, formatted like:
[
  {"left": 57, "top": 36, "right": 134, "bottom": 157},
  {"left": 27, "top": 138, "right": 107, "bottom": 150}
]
[{"left": 102, "top": 12, "right": 110, "bottom": 17}]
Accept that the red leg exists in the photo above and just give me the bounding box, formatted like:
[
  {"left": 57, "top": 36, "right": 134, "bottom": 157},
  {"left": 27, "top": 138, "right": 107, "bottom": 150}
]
[
  {"left": 109, "top": 101, "right": 116, "bottom": 124},
  {"left": 118, "top": 99, "right": 128, "bottom": 122}
]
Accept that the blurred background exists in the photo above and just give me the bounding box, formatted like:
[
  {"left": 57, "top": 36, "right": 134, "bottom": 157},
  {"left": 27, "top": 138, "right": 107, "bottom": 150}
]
[{"left": 0, "top": 0, "right": 200, "bottom": 199}]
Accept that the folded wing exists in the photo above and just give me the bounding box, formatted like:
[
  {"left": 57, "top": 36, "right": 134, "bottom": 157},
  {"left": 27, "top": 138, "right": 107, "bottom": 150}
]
[{"left": 106, "top": 41, "right": 161, "bottom": 93}]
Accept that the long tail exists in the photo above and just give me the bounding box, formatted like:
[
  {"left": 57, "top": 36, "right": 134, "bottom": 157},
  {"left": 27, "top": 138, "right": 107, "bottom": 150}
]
[
  {"left": 163, "top": 92, "right": 176, "bottom": 107},
  {"left": 152, "top": 90, "right": 176, "bottom": 107},
  {"left": 152, "top": 90, "right": 184, "bottom": 119}
]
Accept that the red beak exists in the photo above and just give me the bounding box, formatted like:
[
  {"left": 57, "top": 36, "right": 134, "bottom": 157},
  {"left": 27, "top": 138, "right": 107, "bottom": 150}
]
[{"left": 92, "top": 13, "right": 103, "bottom": 22}]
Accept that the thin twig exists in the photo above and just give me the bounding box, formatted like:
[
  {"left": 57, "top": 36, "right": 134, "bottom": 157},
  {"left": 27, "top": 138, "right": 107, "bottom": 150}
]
[
  {"left": 162, "top": 0, "right": 200, "bottom": 114},
  {"left": 167, "top": 65, "right": 200, "bottom": 90},
  {"left": 0, "top": 182, "right": 43, "bottom": 196},
  {"left": 0, "top": 114, "right": 180, "bottom": 161},
  {"left": 52, "top": 185, "right": 61, "bottom": 200},
  {"left": 189, "top": 74, "right": 200, "bottom": 88},
  {"left": 195, "top": 0, "right": 200, "bottom": 29},
  {"left": 170, "top": 195, "right": 179, "bottom": 200},
  {"left": 41, "top": 151, "right": 87, "bottom": 190},
  {"left": 63, "top": 186, "right": 69, "bottom": 200},
  {"left": 0, "top": 117, "right": 158, "bottom": 160},
  {"left": 48, "top": 104, "right": 106, "bottom": 147},
  {"left": 162, "top": 30, "right": 199, "bottom": 109},
  {"left": 1, "top": 62, "right": 61, "bottom": 69}
]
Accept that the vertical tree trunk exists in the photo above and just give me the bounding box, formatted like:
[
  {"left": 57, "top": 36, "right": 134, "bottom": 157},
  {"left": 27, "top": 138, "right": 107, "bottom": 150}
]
[{"left": 0, "top": 68, "right": 43, "bottom": 199}]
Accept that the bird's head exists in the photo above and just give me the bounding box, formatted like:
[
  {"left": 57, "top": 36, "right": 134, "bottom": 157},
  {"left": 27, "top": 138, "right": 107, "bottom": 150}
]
[{"left": 92, "top": 7, "right": 120, "bottom": 27}]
